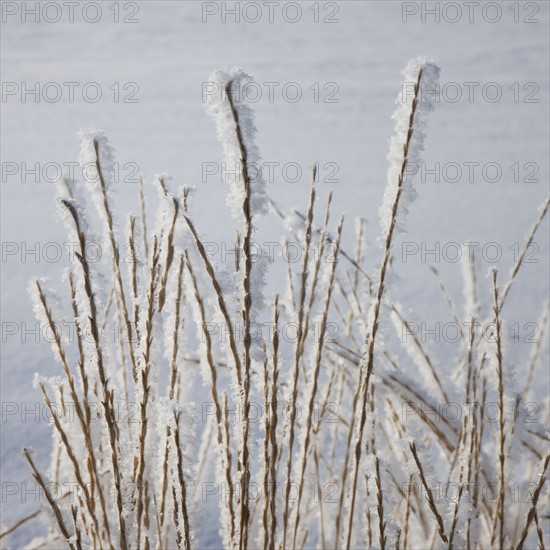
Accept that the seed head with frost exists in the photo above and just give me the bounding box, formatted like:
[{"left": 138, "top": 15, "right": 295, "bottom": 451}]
[
  {"left": 204, "top": 68, "right": 268, "bottom": 219},
  {"left": 379, "top": 57, "right": 440, "bottom": 237}
]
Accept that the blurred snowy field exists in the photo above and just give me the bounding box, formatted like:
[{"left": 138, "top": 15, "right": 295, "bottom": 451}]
[{"left": 1, "top": 1, "right": 549, "bottom": 547}]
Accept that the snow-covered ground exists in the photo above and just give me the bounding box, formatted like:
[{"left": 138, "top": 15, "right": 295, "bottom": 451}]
[{"left": 1, "top": 1, "right": 548, "bottom": 547}]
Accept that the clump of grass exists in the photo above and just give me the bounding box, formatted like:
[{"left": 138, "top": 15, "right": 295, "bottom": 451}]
[{"left": 3, "top": 59, "right": 549, "bottom": 550}]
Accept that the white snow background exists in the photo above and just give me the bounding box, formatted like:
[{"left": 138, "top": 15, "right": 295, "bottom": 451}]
[{"left": 1, "top": 1, "right": 549, "bottom": 547}]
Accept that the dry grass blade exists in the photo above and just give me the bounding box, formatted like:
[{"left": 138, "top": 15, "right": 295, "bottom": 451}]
[
  {"left": 158, "top": 197, "right": 180, "bottom": 312},
  {"left": 72, "top": 506, "right": 83, "bottom": 550},
  {"left": 447, "top": 484, "right": 464, "bottom": 550},
  {"left": 23, "top": 449, "right": 75, "bottom": 548},
  {"left": 269, "top": 197, "right": 372, "bottom": 283},
  {"left": 344, "top": 66, "right": 425, "bottom": 549},
  {"left": 34, "top": 280, "right": 113, "bottom": 548},
  {"left": 225, "top": 79, "right": 254, "bottom": 550},
  {"left": 68, "top": 272, "right": 89, "bottom": 407},
  {"left": 392, "top": 305, "right": 450, "bottom": 403},
  {"left": 0, "top": 510, "right": 41, "bottom": 540},
  {"left": 282, "top": 172, "right": 317, "bottom": 550},
  {"left": 173, "top": 412, "right": 192, "bottom": 550},
  {"left": 92, "top": 138, "right": 138, "bottom": 382},
  {"left": 403, "top": 473, "right": 413, "bottom": 550},
  {"left": 262, "top": 349, "right": 271, "bottom": 550},
  {"left": 500, "top": 196, "right": 549, "bottom": 308},
  {"left": 523, "top": 301, "right": 549, "bottom": 396},
  {"left": 515, "top": 455, "right": 549, "bottom": 550},
  {"left": 269, "top": 295, "right": 280, "bottom": 550},
  {"left": 299, "top": 191, "right": 334, "bottom": 376},
  {"left": 39, "top": 382, "right": 102, "bottom": 546},
  {"left": 534, "top": 510, "right": 545, "bottom": 550},
  {"left": 139, "top": 176, "right": 150, "bottom": 260},
  {"left": 292, "top": 216, "right": 344, "bottom": 548},
  {"left": 223, "top": 393, "right": 237, "bottom": 545},
  {"left": 490, "top": 270, "right": 507, "bottom": 550},
  {"left": 184, "top": 214, "right": 243, "bottom": 385},
  {"left": 61, "top": 199, "right": 128, "bottom": 550},
  {"left": 429, "top": 266, "right": 463, "bottom": 338},
  {"left": 185, "top": 250, "right": 237, "bottom": 543},
  {"left": 135, "top": 237, "right": 161, "bottom": 549},
  {"left": 375, "top": 456, "right": 387, "bottom": 550},
  {"left": 409, "top": 443, "right": 448, "bottom": 544}
]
